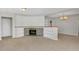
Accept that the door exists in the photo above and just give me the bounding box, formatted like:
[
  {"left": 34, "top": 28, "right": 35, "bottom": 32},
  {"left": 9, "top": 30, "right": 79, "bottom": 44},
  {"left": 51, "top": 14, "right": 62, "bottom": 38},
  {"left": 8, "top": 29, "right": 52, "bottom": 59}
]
[{"left": 1, "top": 17, "right": 12, "bottom": 37}]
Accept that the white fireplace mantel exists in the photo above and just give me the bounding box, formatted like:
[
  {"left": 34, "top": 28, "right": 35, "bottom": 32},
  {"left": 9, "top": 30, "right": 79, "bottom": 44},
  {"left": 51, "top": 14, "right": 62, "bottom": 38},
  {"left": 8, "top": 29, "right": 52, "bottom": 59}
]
[{"left": 14, "top": 26, "right": 58, "bottom": 40}]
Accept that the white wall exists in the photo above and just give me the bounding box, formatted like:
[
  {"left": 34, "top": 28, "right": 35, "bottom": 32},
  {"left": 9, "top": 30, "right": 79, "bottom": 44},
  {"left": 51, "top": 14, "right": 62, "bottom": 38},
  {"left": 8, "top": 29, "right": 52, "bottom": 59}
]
[
  {"left": 14, "top": 15, "right": 45, "bottom": 38},
  {"left": 15, "top": 15, "right": 45, "bottom": 26},
  {"left": 78, "top": 20, "right": 79, "bottom": 34},
  {"left": 78, "top": 25, "right": 79, "bottom": 33},
  {"left": 45, "top": 15, "right": 79, "bottom": 36},
  {"left": 0, "top": 17, "right": 1, "bottom": 40},
  {"left": 78, "top": 18, "right": 79, "bottom": 33}
]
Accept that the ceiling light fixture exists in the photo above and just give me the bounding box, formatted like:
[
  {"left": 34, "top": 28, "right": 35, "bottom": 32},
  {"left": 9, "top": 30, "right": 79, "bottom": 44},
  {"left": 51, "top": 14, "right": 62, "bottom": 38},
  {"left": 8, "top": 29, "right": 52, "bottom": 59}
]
[
  {"left": 21, "top": 8, "right": 27, "bottom": 12},
  {"left": 59, "top": 14, "right": 68, "bottom": 20}
]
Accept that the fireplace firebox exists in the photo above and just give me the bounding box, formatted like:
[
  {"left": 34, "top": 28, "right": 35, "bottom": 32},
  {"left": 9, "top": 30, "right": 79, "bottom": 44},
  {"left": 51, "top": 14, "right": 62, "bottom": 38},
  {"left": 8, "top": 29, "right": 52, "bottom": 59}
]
[
  {"left": 24, "top": 28, "right": 43, "bottom": 36},
  {"left": 29, "top": 29, "right": 36, "bottom": 35}
]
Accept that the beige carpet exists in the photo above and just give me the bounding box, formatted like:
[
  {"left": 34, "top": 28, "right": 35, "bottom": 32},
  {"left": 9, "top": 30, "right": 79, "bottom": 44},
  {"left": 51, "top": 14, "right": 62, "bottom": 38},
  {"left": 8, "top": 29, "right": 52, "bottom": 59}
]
[{"left": 0, "top": 34, "right": 79, "bottom": 51}]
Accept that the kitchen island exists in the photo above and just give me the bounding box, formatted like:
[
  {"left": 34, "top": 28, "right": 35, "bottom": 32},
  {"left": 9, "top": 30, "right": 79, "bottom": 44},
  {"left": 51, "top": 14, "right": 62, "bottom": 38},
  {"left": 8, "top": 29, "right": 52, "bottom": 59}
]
[{"left": 43, "top": 27, "right": 58, "bottom": 40}]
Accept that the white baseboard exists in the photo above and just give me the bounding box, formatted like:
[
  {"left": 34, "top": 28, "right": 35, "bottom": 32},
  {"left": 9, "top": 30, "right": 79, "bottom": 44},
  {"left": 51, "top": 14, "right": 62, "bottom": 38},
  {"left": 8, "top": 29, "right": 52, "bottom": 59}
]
[{"left": 59, "top": 33, "right": 78, "bottom": 37}]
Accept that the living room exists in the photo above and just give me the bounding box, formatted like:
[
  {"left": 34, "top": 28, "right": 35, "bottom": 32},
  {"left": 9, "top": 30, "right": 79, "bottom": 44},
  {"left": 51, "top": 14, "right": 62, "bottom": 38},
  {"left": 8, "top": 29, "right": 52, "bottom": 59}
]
[{"left": 0, "top": 8, "right": 79, "bottom": 51}]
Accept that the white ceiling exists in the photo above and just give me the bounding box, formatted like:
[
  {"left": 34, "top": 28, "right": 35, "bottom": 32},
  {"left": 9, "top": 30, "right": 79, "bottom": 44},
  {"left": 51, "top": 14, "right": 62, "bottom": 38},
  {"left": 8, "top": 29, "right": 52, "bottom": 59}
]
[
  {"left": 0, "top": 8, "right": 79, "bottom": 16},
  {"left": 49, "top": 8, "right": 79, "bottom": 17}
]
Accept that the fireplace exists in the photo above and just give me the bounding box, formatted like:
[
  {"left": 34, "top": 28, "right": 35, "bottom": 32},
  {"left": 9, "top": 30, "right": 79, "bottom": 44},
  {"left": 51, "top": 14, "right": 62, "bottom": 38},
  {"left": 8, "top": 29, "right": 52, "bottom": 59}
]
[
  {"left": 24, "top": 28, "right": 43, "bottom": 36},
  {"left": 29, "top": 29, "right": 36, "bottom": 35}
]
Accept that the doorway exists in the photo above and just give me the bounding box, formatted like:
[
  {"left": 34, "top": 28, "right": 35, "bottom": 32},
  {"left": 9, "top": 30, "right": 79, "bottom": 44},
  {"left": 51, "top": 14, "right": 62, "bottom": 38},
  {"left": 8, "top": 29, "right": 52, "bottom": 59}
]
[{"left": 1, "top": 17, "right": 12, "bottom": 39}]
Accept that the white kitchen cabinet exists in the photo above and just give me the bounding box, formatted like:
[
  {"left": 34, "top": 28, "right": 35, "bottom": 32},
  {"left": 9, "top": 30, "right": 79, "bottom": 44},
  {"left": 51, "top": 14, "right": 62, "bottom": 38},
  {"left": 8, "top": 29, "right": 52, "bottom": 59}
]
[{"left": 43, "top": 27, "right": 58, "bottom": 40}]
